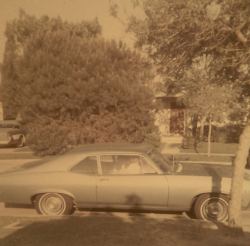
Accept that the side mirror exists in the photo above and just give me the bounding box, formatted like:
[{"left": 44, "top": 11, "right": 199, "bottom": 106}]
[{"left": 173, "top": 163, "right": 183, "bottom": 173}]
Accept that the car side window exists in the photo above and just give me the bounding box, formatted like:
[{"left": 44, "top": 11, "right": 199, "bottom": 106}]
[
  {"left": 100, "top": 155, "right": 116, "bottom": 175},
  {"left": 71, "top": 156, "right": 98, "bottom": 175},
  {"left": 140, "top": 157, "right": 158, "bottom": 174},
  {"left": 101, "top": 155, "right": 142, "bottom": 175}
]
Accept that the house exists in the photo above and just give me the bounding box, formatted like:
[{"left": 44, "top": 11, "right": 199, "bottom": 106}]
[{"left": 154, "top": 92, "right": 186, "bottom": 145}]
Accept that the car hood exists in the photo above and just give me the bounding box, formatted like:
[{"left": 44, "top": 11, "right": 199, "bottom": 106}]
[{"left": 178, "top": 163, "right": 233, "bottom": 178}]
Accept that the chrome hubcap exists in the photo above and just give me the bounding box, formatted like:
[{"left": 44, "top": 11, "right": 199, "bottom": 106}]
[
  {"left": 202, "top": 197, "right": 228, "bottom": 221},
  {"left": 39, "top": 194, "right": 66, "bottom": 215}
]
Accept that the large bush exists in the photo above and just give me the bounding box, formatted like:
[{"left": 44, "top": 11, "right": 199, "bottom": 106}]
[
  {"left": 8, "top": 27, "right": 156, "bottom": 155},
  {"left": 1, "top": 11, "right": 101, "bottom": 120}
]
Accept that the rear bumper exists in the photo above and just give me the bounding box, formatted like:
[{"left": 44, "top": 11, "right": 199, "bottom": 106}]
[{"left": 0, "top": 138, "right": 20, "bottom": 147}]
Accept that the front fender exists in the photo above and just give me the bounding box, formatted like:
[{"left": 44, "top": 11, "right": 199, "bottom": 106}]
[{"left": 167, "top": 175, "right": 231, "bottom": 210}]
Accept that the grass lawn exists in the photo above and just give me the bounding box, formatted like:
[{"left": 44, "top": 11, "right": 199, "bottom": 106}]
[
  {"left": 0, "top": 214, "right": 249, "bottom": 246},
  {"left": 180, "top": 142, "right": 238, "bottom": 154},
  {"left": 173, "top": 154, "right": 234, "bottom": 163},
  {"left": 171, "top": 142, "right": 239, "bottom": 164}
]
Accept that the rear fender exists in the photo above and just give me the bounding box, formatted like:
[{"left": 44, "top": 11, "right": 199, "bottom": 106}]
[{"left": 31, "top": 189, "right": 76, "bottom": 202}]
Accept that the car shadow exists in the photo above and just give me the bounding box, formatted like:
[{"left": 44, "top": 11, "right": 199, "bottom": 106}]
[{"left": 0, "top": 213, "right": 249, "bottom": 246}]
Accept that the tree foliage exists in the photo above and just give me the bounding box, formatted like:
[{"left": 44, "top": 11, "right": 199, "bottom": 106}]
[
  {"left": 1, "top": 10, "right": 101, "bottom": 119},
  {"left": 182, "top": 55, "right": 239, "bottom": 120},
  {"left": 113, "top": 0, "right": 250, "bottom": 117},
  {"left": 182, "top": 55, "right": 239, "bottom": 154},
  {"left": 128, "top": 0, "right": 250, "bottom": 87},
  {"left": 1, "top": 12, "right": 157, "bottom": 155}
]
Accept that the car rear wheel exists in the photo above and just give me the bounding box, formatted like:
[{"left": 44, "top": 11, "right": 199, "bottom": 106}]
[
  {"left": 193, "top": 193, "right": 229, "bottom": 222},
  {"left": 17, "top": 135, "right": 25, "bottom": 148},
  {"left": 34, "top": 193, "right": 75, "bottom": 216}
]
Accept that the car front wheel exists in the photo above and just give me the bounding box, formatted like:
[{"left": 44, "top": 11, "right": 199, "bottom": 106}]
[
  {"left": 193, "top": 193, "right": 229, "bottom": 222},
  {"left": 34, "top": 193, "right": 75, "bottom": 216}
]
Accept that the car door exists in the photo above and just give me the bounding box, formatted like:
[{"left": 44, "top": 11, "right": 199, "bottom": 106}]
[
  {"left": 97, "top": 154, "right": 169, "bottom": 210},
  {"left": 66, "top": 155, "right": 98, "bottom": 207}
]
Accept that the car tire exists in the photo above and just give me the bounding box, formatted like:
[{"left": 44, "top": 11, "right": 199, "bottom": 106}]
[
  {"left": 34, "top": 193, "right": 75, "bottom": 216},
  {"left": 17, "top": 135, "right": 25, "bottom": 148},
  {"left": 193, "top": 193, "right": 229, "bottom": 222}
]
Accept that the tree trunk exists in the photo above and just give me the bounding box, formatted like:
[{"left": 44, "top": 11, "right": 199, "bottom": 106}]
[
  {"left": 228, "top": 123, "right": 250, "bottom": 228},
  {"left": 192, "top": 114, "right": 199, "bottom": 152},
  {"left": 207, "top": 116, "right": 212, "bottom": 157},
  {"left": 183, "top": 110, "right": 187, "bottom": 136},
  {"left": 199, "top": 116, "right": 206, "bottom": 140},
  {"left": 192, "top": 114, "right": 198, "bottom": 138}
]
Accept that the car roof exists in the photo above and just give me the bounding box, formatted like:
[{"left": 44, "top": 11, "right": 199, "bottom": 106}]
[
  {"left": 70, "top": 143, "right": 154, "bottom": 154},
  {"left": 12, "top": 143, "right": 154, "bottom": 173}
]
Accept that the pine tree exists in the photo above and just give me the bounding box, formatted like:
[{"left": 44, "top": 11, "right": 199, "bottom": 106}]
[{"left": 1, "top": 12, "right": 157, "bottom": 155}]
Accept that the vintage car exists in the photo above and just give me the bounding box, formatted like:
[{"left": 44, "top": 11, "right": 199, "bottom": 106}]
[
  {"left": 0, "top": 143, "right": 249, "bottom": 222},
  {"left": 0, "top": 120, "right": 26, "bottom": 147}
]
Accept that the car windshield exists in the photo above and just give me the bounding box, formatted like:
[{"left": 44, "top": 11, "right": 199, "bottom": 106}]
[{"left": 147, "top": 150, "right": 171, "bottom": 173}]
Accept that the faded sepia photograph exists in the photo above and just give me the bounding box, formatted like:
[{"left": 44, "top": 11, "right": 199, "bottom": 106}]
[{"left": 0, "top": 0, "right": 250, "bottom": 245}]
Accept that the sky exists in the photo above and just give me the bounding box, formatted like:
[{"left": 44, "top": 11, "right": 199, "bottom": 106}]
[{"left": 0, "top": 0, "right": 137, "bottom": 62}]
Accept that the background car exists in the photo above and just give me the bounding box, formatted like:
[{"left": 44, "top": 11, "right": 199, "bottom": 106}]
[
  {"left": 0, "top": 120, "right": 26, "bottom": 147},
  {"left": 0, "top": 143, "right": 249, "bottom": 222}
]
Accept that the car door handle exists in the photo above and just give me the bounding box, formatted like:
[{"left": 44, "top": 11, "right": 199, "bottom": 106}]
[{"left": 99, "top": 178, "right": 109, "bottom": 181}]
